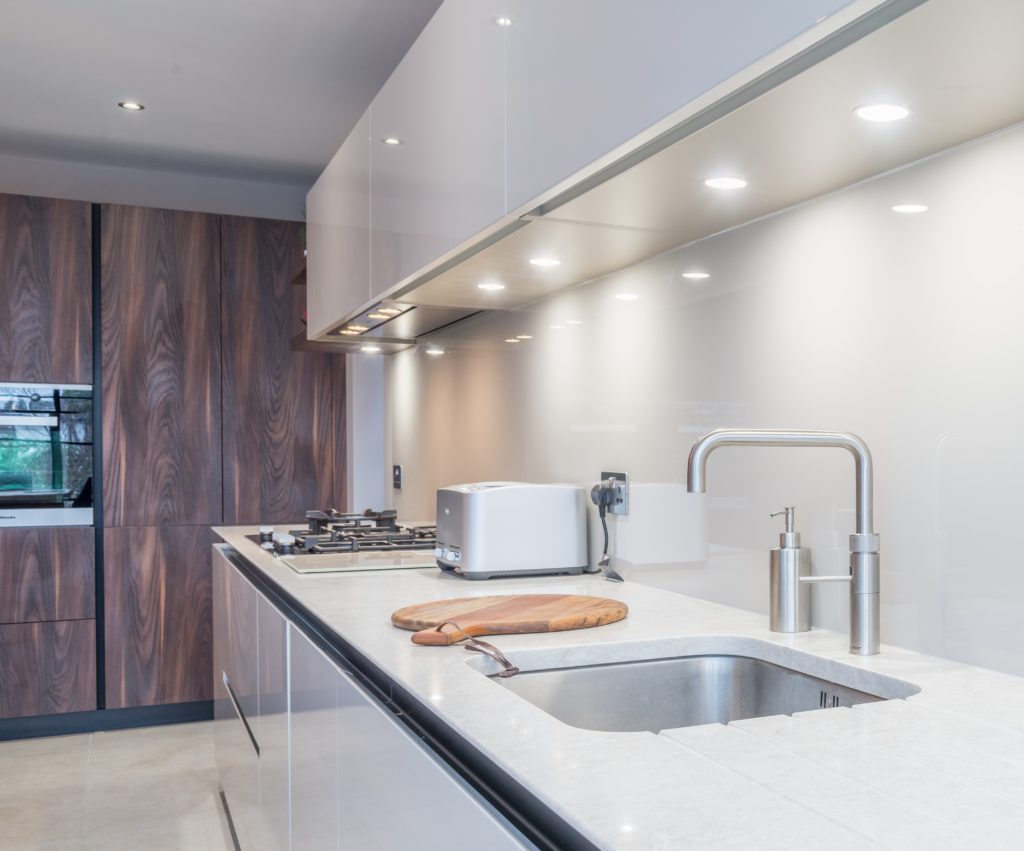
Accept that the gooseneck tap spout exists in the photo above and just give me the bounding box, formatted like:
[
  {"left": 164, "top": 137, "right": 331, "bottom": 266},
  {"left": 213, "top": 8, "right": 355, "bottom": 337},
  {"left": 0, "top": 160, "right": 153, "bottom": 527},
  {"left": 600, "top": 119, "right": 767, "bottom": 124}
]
[{"left": 686, "top": 429, "right": 880, "bottom": 656}]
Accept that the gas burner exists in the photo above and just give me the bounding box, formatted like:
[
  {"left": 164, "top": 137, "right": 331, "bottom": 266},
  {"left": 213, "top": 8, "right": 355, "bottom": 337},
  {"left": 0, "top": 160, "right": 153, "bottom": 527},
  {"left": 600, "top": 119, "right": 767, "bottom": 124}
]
[
  {"left": 251, "top": 509, "right": 436, "bottom": 557},
  {"left": 305, "top": 507, "right": 399, "bottom": 535}
]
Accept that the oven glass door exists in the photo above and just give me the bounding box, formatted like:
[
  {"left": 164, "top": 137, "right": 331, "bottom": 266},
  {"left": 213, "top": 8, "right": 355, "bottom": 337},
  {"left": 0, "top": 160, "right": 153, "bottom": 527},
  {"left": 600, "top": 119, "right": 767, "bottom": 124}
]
[{"left": 0, "top": 384, "right": 93, "bottom": 521}]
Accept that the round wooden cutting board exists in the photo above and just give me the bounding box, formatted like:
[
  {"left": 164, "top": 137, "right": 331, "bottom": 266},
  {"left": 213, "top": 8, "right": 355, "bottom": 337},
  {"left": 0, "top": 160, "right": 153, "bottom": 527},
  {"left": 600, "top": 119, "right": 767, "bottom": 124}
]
[{"left": 391, "top": 594, "right": 628, "bottom": 645}]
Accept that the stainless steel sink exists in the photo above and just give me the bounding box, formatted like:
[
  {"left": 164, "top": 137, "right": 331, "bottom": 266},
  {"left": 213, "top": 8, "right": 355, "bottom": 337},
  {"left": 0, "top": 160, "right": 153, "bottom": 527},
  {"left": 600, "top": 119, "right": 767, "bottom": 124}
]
[{"left": 490, "top": 654, "right": 892, "bottom": 732}]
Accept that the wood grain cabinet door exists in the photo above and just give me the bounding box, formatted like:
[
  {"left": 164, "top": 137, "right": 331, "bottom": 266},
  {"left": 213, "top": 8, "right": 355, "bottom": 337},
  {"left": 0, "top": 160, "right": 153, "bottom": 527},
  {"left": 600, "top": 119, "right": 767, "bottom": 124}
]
[
  {"left": 104, "top": 525, "right": 214, "bottom": 708},
  {"left": 0, "top": 526, "right": 95, "bottom": 624},
  {"left": 0, "top": 194, "right": 92, "bottom": 384},
  {"left": 0, "top": 620, "right": 96, "bottom": 718},
  {"left": 101, "top": 205, "right": 222, "bottom": 527},
  {"left": 220, "top": 216, "right": 344, "bottom": 523}
]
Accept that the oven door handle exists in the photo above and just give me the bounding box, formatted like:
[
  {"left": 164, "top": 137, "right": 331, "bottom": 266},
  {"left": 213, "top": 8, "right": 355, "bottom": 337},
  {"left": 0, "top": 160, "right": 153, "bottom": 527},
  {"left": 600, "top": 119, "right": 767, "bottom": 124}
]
[{"left": 0, "top": 415, "right": 59, "bottom": 428}]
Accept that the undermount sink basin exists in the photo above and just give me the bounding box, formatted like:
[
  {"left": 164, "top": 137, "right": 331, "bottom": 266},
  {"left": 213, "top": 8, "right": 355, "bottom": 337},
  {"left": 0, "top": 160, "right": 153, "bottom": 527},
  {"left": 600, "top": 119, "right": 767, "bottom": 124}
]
[{"left": 490, "top": 654, "right": 903, "bottom": 733}]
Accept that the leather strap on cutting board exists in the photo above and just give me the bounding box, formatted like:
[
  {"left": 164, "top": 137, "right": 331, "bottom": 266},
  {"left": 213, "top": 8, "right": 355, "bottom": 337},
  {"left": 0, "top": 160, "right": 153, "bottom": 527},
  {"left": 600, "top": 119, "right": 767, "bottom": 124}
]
[{"left": 391, "top": 594, "right": 628, "bottom": 645}]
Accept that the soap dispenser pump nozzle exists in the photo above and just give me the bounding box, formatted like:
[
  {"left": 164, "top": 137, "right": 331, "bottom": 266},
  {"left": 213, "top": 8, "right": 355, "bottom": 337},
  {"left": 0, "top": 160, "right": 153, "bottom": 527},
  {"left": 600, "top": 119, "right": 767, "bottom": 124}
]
[{"left": 770, "top": 506, "right": 801, "bottom": 549}]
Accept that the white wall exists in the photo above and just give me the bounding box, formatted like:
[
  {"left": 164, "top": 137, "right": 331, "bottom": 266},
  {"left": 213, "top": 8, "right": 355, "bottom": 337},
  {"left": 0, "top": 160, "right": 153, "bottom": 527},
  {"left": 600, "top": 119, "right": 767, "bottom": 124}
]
[
  {"left": 347, "top": 355, "right": 387, "bottom": 514},
  {"left": 386, "top": 120, "right": 1024, "bottom": 677},
  {"left": 0, "top": 150, "right": 306, "bottom": 220}
]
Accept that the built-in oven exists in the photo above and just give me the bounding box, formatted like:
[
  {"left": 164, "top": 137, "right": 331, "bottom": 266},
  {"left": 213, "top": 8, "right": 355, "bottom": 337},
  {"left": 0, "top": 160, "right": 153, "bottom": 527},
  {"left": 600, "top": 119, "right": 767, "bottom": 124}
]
[{"left": 0, "top": 383, "right": 94, "bottom": 527}]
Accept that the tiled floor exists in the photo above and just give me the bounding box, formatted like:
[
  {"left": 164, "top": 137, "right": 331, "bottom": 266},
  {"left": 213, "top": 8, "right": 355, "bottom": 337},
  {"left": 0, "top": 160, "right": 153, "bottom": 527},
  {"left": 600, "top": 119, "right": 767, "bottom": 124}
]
[{"left": 0, "top": 721, "right": 234, "bottom": 851}]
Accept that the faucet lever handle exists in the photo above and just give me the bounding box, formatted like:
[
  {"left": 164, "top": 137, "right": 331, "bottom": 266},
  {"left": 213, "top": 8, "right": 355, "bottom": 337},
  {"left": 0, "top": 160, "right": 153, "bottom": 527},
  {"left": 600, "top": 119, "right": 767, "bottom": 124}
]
[{"left": 770, "top": 506, "right": 796, "bottom": 532}]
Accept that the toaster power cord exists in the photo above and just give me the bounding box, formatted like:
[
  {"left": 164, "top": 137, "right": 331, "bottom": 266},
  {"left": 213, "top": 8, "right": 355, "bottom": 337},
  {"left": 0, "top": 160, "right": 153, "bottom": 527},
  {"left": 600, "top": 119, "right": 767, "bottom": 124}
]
[{"left": 590, "top": 482, "right": 624, "bottom": 582}]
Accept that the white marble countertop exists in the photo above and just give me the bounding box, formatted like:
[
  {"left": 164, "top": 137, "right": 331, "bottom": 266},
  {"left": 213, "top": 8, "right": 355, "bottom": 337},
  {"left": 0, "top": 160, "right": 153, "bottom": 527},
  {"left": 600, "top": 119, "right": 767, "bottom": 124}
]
[{"left": 215, "top": 526, "right": 1024, "bottom": 850}]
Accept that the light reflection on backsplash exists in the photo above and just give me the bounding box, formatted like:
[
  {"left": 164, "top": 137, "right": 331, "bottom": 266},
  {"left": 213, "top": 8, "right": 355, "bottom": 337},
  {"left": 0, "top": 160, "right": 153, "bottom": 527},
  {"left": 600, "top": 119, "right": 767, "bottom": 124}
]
[{"left": 388, "top": 120, "right": 1024, "bottom": 677}]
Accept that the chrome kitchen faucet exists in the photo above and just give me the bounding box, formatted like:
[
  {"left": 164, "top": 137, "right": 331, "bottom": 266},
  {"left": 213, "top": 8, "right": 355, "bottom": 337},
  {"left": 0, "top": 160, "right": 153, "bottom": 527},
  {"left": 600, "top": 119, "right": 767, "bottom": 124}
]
[{"left": 686, "top": 429, "right": 881, "bottom": 656}]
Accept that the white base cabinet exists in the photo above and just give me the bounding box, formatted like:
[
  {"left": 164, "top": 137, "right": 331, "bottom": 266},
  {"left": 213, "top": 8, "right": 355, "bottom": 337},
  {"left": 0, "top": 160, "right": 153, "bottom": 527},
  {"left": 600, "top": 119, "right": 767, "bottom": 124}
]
[
  {"left": 214, "top": 547, "right": 531, "bottom": 849},
  {"left": 256, "top": 595, "right": 289, "bottom": 851},
  {"left": 213, "top": 548, "right": 260, "bottom": 850},
  {"left": 288, "top": 624, "right": 341, "bottom": 849}
]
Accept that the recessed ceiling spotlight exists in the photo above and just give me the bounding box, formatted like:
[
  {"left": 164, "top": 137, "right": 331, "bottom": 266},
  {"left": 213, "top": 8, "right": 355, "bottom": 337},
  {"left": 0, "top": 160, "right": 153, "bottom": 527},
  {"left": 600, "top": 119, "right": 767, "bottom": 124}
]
[
  {"left": 505, "top": 338, "right": 521, "bottom": 343},
  {"left": 891, "top": 204, "right": 928, "bottom": 214},
  {"left": 855, "top": 103, "right": 911, "bottom": 122},
  {"left": 367, "top": 313, "right": 388, "bottom": 320},
  {"left": 118, "top": 101, "right": 145, "bottom": 111},
  {"left": 382, "top": 137, "right": 403, "bottom": 146},
  {"left": 529, "top": 256, "right": 561, "bottom": 267},
  {"left": 477, "top": 281, "right": 506, "bottom": 291},
  {"left": 346, "top": 324, "right": 369, "bottom": 332},
  {"left": 360, "top": 345, "right": 382, "bottom": 353},
  {"left": 377, "top": 307, "right": 401, "bottom": 316},
  {"left": 515, "top": 334, "right": 533, "bottom": 340},
  {"left": 338, "top": 330, "right": 360, "bottom": 336},
  {"left": 494, "top": 15, "right": 514, "bottom": 27},
  {"left": 425, "top": 347, "right": 445, "bottom": 356},
  {"left": 615, "top": 293, "right": 639, "bottom": 301},
  {"left": 703, "top": 176, "right": 747, "bottom": 190},
  {"left": 682, "top": 271, "right": 710, "bottom": 280},
  {"left": 550, "top": 324, "right": 565, "bottom": 330}
]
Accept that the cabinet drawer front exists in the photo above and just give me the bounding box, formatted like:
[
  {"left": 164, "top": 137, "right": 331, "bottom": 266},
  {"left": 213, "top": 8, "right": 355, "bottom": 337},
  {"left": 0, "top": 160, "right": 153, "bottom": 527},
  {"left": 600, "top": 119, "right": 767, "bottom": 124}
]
[
  {"left": 0, "top": 526, "right": 95, "bottom": 624},
  {"left": 0, "top": 619, "right": 96, "bottom": 718}
]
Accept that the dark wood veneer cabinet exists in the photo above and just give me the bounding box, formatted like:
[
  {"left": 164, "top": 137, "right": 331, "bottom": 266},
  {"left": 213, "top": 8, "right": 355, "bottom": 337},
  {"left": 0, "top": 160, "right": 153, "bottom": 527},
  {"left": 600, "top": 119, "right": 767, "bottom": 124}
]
[
  {"left": 0, "top": 620, "right": 96, "bottom": 718},
  {"left": 0, "top": 526, "right": 95, "bottom": 624},
  {"left": 0, "top": 194, "right": 92, "bottom": 384},
  {"left": 104, "top": 525, "right": 214, "bottom": 708},
  {"left": 100, "top": 204, "right": 222, "bottom": 527},
  {"left": 221, "top": 216, "right": 345, "bottom": 522}
]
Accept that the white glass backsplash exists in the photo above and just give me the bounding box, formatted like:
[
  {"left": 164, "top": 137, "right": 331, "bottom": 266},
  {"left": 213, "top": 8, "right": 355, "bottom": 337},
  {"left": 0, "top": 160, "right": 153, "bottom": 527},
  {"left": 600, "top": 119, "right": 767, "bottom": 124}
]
[{"left": 386, "top": 120, "right": 1024, "bottom": 676}]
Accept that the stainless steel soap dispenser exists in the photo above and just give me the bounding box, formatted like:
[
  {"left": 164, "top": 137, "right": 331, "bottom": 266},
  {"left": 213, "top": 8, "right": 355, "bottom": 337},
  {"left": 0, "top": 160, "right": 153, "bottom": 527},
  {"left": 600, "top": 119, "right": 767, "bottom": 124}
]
[{"left": 769, "top": 507, "right": 811, "bottom": 633}]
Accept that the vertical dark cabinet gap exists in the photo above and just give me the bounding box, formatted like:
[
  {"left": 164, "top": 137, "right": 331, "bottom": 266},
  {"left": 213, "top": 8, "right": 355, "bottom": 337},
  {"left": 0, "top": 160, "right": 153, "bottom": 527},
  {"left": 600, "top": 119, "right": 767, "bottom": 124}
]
[{"left": 92, "top": 202, "right": 105, "bottom": 709}]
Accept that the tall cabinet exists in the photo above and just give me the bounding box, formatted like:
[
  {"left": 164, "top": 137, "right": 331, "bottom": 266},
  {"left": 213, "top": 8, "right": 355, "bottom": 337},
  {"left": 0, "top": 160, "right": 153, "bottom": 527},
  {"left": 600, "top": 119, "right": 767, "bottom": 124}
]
[
  {"left": 100, "top": 205, "right": 222, "bottom": 709},
  {"left": 101, "top": 207, "right": 346, "bottom": 712},
  {"left": 0, "top": 194, "right": 96, "bottom": 719}
]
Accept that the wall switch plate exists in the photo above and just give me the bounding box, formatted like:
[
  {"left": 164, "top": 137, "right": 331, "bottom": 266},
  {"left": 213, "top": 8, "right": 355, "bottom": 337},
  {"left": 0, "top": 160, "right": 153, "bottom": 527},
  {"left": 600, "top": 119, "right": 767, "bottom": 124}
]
[
  {"left": 392, "top": 464, "right": 403, "bottom": 490},
  {"left": 600, "top": 471, "right": 629, "bottom": 515}
]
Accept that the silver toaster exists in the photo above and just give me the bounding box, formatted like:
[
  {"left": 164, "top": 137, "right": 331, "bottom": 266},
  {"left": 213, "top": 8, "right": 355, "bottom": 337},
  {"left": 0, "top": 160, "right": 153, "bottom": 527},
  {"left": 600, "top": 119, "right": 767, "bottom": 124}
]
[{"left": 435, "top": 482, "right": 588, "bottom": 579}]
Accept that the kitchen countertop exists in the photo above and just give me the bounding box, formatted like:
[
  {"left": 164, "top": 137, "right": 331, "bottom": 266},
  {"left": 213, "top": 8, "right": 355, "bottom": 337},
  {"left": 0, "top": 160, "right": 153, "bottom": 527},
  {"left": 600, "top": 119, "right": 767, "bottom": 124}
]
[{"left": 214, "top": 526, "right": 1024, "bottom": 850}]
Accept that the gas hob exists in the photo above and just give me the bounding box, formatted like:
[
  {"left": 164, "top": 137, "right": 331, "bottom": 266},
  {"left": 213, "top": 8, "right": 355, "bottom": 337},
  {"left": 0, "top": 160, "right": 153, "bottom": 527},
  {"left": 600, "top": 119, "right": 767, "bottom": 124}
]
[{"left": 247, "top": 509, "right": 439, "bottom": 574}]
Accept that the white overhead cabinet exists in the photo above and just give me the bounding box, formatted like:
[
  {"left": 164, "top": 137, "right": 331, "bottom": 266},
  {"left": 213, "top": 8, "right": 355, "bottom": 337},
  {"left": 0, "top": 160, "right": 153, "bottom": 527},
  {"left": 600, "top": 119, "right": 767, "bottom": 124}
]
[
  {"left": 504, "top": 0, "right": 858, "bottom": 212},
  {"left": 369, "top": 0, "right": 507, "bottom": 301},
  {"left": 305, "top": 110, "right": 371, "bottom": 339},
  {"left": 306, "top": 0, "right": 871, "bottom": 334}
]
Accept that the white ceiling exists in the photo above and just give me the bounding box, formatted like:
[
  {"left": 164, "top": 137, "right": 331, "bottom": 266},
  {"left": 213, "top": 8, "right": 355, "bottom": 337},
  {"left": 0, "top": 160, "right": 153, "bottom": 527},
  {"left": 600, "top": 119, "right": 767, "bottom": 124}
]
[{"left": 0, "top": 0, "right": 442, "bottom": 185}]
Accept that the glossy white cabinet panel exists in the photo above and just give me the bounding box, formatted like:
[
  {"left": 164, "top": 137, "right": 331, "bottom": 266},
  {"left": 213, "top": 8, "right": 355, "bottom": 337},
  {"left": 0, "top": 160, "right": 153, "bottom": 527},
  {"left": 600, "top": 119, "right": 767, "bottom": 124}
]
[
  {"left": 212, "top": 547, "right": 260, "bottom": 850},
  {"left": 335, "top": 665, "right": 527, "bottom": 848},
  {"left": 289, "top": 625, "right": 340, "bottom": 850},
  {"left": 257, "top": 595, "right": 289, "bottom": 851},
  {"left": 370, "top": 0, "right": 507, "bottom": 299},
  {"left": 505, "top": 0, "right": 857, "bottom": 212},
  {"left": 306, "top": 109, "right": 371, "bottom": 339}
]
